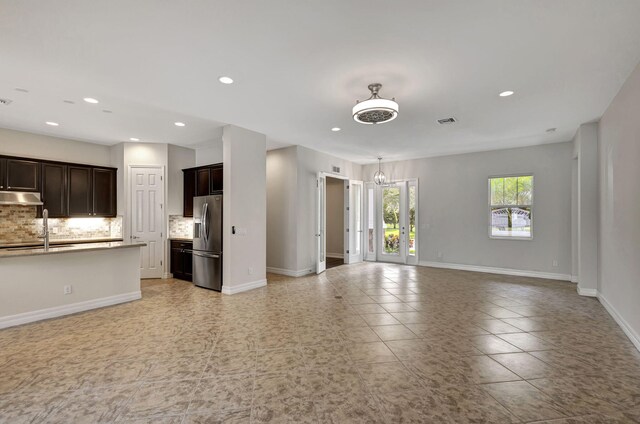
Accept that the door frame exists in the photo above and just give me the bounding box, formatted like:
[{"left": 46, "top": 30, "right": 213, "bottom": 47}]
[
  {"left": 127, "top": 165, "right": 166, "bottom": 278},
  {"left": 316, "top": 172, "right": 363, "bottom": 273},
  {"left": 374, "top": 178, "right": 419, "bottom": 266}
]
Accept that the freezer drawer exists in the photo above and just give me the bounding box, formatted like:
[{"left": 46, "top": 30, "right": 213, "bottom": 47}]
[{"left": 193, "top": 251, "right": 222, "bottom": 291}]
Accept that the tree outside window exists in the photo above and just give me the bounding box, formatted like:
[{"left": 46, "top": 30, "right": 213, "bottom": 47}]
[{"left": 489, "top": 175, "right": 533, "bottom": 239}]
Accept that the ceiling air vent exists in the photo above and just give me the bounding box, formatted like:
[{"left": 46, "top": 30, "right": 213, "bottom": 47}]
[
  {"left": 332, "top": 165, "right": 341, "bottom": 174},
  {"left": 437, "top": 117, "right": 456, "bottom": 124},
  {"left": 0, "top": 98, "right": 13, "bottom": 106}
]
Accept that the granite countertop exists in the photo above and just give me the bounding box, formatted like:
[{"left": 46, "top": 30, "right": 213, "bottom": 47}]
[
  {"left": 169, "top": 237, "right": 193, "bottom": 241},
  {"left": 0, "top": 238, "right": 124, "bottom": 249},
  {"left": 0, "top": 242, "right": 146, "bottom": 259}
]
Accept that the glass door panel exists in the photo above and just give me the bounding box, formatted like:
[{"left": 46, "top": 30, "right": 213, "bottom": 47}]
[{"left": 380, "top": 185, "right": 404, "bottom": 261}]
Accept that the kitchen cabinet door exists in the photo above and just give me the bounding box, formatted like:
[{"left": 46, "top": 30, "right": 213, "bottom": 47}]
[
  {"left": 196, "top": 168, "right": 210, "bottom": 197},
  {"left": 92, "top": 168, "right": 116, "bottom": 217},
  {"left": 0, "top": 158, "right": 5, "bottom": 190},
  {"left": 68, "top": 166, "right": 92, "bottom": 216},
  {"left": 210, "top": 165, "right": 223, "bottom": 193},
  {"left": 41, "top": 163, "right": 67, "bottom": 218},
  {"left": 183, "top": 168, "right": 196, "bottom": 217},
  {"left": 5, "top": 158, "right": 40, "bottom": 192}
]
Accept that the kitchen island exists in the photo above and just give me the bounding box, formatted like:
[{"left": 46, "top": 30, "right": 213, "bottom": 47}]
[{"left": 0, "top": 242, "right": 145, "bottom": 329}]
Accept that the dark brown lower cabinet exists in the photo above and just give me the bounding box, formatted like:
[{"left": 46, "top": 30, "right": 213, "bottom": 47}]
[{"left": 170, "top": 240, "right": 193, "bottom": 281}]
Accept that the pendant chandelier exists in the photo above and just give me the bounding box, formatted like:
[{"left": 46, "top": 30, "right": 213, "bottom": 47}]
[
  {"left": 374, "top": 157, "right": 386, "bottom": 185},
  {"left": 353, "top": 83, "right": 399, "bottom": 124}
]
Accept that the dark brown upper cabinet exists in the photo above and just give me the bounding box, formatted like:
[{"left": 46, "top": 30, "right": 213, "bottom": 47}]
[
  {"left": 5, "top": 158, "right": 40, "bottom": 192},
  {"left": 183, "top": 163, "right": 223, "bottom": 217},
  {"left": 41, "top": 163, "right": 67, "bottom": 218},
  {"left": 92, "top": 168, "right": 116, "bottom": 217},
  {"left": 210, "top": 165, "right": 223, "bottom": 193},
  {"left": 196, "top": 168, "right": 210, "bottom": 197},
  {"left": 0, "top": 158, "right": 6, "bottom": 190},
  {"left": 183, "top": 168, "right": 196, "bottom": 218},
  {"left": 68, "top": 166, "right": 93, "bottom": 216}
]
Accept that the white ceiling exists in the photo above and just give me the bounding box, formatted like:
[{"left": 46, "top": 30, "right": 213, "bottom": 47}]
[{"left": 1, "top": 1, "right": 640, "bottom": 163}]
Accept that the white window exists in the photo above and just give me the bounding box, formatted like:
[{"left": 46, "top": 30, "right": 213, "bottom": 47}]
[{"left": 489, "top": 175, "right": 533, "bottom": 239}]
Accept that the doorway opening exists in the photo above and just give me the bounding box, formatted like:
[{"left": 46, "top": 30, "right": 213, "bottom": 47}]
[{"left": 325, "top": 177, "right": 345, "bottom": 269}]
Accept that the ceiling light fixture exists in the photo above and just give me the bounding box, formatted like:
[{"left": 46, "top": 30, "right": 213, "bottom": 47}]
[
  {"left": 373, "top": 157, "right": 386, "bottom": 185},
  {"left": 174, "top": 122, "right": 186, "bottom": 127},
  {"left": 353, "top": 83, "right": 399, "bottom": 125},
  {"left": 331, "top": 127, "right": 341, "bottom": 132},
  {"left": 546, "top": 127, "right": 557, "bottom": 133},
  {"left": 218, "top": 76, "right": 234, "bottom": 84},
  {"left": 130, "top": 137, "right": 140, "bottom": 141},
  {"left": 45, "top": 121, "right": 59, "bottom": 126},
  {"left": 83, "top": 97, "right": 99, "bottom": 104},
  {"left": 499, "top": 90, "right": 514, "bottom": 97}
]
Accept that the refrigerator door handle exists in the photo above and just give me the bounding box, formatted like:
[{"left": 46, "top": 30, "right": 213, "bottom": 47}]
[
  {"left": 201, "top": 202, "right": 208, "bottom": 242},
  {"left": 193, "top": 251, "right": 220, "bottom": 259}
]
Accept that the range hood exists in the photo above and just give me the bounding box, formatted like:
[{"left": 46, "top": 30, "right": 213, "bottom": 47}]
[{"left": 0, "top": 191, "right": 44, "bottom": 206}]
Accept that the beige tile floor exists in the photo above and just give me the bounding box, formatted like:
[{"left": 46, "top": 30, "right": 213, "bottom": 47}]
[{"left": 1, "top": 262, "right": 640, "bottom": 423}]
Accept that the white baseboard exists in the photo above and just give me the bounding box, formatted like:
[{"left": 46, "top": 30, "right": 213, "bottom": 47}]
[
  {"left": 326, "top": 253, "right": 344, "bottom": 259},
  {"left": 577, "top": 286, "right": 597, "bottom": 297},
  {"left": 598, "top": 292, "right": 640, "bottom": 352},
  {"left": 266, "top": 267, "right": 314, "bottom": 277},
  {"left": 571, "top": 275, "right": 579, "bottom": 283},
  {"left": 162, "top": 272, "right": 174, "bottom": 279},
  {"left": 419, "top": 261, "right": 571, "bottom": 281},
  {"left": 0, "top": 291, "right": 142, "bottom": 330},
  {"left": 221, "top": 279, "right": 267, "bottom": 295}
]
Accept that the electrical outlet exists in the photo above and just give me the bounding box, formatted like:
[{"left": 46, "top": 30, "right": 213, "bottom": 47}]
[
  {"left": 552, "top": 260, "right": 558, "bottom": 267},
  {"left": 63, "top": 285, "right": 72, "bottom": 295},
  {"left": 248, "top": 267, "right": 254, "bottom": 275}
]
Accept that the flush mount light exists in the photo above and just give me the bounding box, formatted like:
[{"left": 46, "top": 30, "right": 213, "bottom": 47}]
[
  {"left": 218, "top": 76, "right": 234, "bottom": 84},
  {"left": 373, "top": 157, "right": 387, "bottom": 185},
  {"left": 353, "top": 83, "right": 399, "bottom": 124},
  {"left": 499, "top": 90, "right": 514, "bottom": 97},
  {"left": 130, "top": 137, "right": 140, "bottom": 141},
  {"left": 174, "top": 122, "right": 186, "bottom": 127},
  {"left": 45, "top": 121, "right": 59, "bottom": 126},
  {"left": 83, "top": 97, "right": 99, "bottom": 104},
  {"left": 331, "top": 127, "right": 341, "bottom": 132}
]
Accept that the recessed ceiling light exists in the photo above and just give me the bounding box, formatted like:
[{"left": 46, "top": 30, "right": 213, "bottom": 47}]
[
  {"left": 63, "top": 100, "right": 75, "bottom": 104},
  {"left": 331, "top": 127, "right": 341, "bottom": 132},
  {"left": 83, "top": 97, "right": 99, "bottom": 104},
  {"left": 218, "top": 76, "right": 234, "bottom": 84},
  {"left": 102, "top": 109, "right": 113, "bottom": 113},
  {"left": 130, "top": 137, "right": 140, "bottom": 141},
  {"left": 499, "top": 90, "right": 515, "bottom": 97},
  {"left": 45, "top": 121, "right": 59, "bottom": 126},
  {"left": 174, "top": 122, "right": 186, "bottom": 127}
]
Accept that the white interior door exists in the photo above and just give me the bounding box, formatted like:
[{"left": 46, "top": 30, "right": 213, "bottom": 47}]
[
  {"left": 346, "top": 180, "right": 364, "bottom": 264},
  {"left": 130, "top": 166, "right": 164, "bottom": 279},
  {"left": 316, "top": 173, "right": 326, "bottom": 274}
]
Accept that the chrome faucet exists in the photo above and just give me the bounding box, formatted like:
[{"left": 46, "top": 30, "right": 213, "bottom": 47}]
[{"left": 40, "top": 209, "right": 50, "bottom": 251}]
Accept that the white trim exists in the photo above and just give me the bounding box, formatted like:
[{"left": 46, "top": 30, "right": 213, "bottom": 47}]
[
  {"left": 577, "top": 286, "right": 597, "bottom": 297},
  {"left": 266, "top": 267, "right": 314, "bottom": 277},
  {"left": 162, "top": 272, "right": 174, "bottom": 279},
  {"left": 327, "top": 253, "right": 344, "bottom": 259},
  {"left": 598, "top": 292, "right": 640, "bottom": 352},
  {"left": 419, "top": 261, "right": 571, "bottom": 281},
  {"left": 221, "top": 279, "right": 267, "bottom": 295},
  {"left": 0, "top": 291, "right": 142, "bottom": 330},
  {"left": 571, "top": 275, "right": 579, "bottom": 283}
]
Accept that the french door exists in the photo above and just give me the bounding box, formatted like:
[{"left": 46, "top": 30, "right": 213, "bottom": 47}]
[{"left": 375, "top": 180, "right": 418, "bottom": 265}]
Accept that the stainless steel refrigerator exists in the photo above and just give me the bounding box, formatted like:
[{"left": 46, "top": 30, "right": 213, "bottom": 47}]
[{"left": 193, "top": 195, "right": 223, "bottom": 291}]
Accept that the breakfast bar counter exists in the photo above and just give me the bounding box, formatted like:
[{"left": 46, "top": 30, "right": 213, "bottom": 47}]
[{"left": 0, "top": 242, "right": 145, "bottom": 329}]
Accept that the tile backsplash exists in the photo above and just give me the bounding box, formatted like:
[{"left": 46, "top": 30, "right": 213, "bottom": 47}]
[
  {"left": 0, "top": 205, "right": 123, "bottom": 244},
  {"left": 169, "top": 215, "right": 193, "bottom": 239}
]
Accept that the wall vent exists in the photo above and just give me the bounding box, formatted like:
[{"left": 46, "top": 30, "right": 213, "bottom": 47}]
[
  {"left": 0, "top": 98, "right": 13, "bottom": 106},
  {"left": 332, "top": 165, "right": 341, "bottom": 173},
  {"left": 437, "top": 117, "right": 456, "bottom": 124}
]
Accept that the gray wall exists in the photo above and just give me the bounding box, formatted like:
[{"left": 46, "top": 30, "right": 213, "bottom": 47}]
[
  {"left": 363, "top": 142, "right": 573, "bottom": 276},
  {"left": 326, "top": 177, "right": 345, "bottom": 257},
  {"left": 598, "top": 61, "right": 640, "bottom": 343}
]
